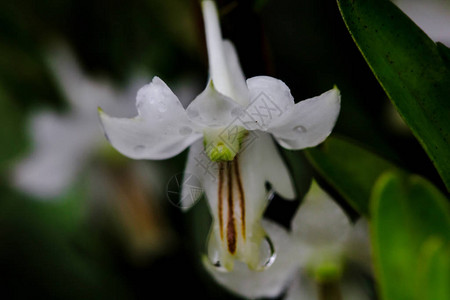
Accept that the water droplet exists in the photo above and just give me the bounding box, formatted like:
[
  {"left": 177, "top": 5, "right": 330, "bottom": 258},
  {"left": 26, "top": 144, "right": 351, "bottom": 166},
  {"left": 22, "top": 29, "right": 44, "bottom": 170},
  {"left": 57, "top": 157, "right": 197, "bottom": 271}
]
[
  {"left": 206, "top": 246, "right": 230, "bottom": 273},
  {"left": 187, "top": 109, "right": 199, "bottom": 118},
  {"left": 179, "top": 126, "right": 192, "bottom": 136},
  {"left": 293, "top": 125, "right": 307, "bottom": 133},
  {"left": 254, "top": 235, "right": 277, "bottom": 271},
  {"left": 134, "top": 145, "right": 145, "bottom": 153}
]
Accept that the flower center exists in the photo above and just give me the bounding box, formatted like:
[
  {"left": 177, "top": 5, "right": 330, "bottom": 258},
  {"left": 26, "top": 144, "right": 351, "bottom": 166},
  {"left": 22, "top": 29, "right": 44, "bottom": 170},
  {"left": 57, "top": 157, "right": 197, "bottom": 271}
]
[{"left": 203, "top": 127, "right": 248, "bottom": 162}]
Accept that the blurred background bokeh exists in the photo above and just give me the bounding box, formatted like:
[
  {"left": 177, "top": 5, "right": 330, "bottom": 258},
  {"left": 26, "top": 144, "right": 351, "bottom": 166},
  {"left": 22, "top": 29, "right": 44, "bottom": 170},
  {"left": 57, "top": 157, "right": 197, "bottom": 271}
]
[{"left": 1, "top": 0, "right": 448, "bottom": 299}]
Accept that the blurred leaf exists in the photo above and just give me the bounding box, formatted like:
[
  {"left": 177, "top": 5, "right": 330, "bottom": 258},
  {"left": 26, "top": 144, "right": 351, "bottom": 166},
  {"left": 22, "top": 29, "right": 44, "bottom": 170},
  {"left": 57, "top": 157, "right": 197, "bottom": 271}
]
[
  {"left": 337, "top": 0, "right": 450, "bottom": 190},
  {"left": 437, "top": 43, "right": 450, "bottom": 67},
  {"left": 371, "top": 172, "right": 450, "bottom": 300},
  {"left": 305, "top": 136, "right": 400, "bottom": 216},
  {"left": 415, "top": 238, "right": 450, "bottom": 300}
]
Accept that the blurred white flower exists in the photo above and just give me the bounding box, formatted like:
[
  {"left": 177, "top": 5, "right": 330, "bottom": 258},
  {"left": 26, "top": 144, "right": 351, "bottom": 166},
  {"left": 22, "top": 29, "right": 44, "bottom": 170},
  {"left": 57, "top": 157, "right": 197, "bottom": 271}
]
[
  {"left": 204, "top": 181, "right": 372, "bottom": 299},
  {"left": 99, "top": 0, "right": 340, "bottom": 271},
  {"left": 394, "top": 0, "right": 450, "bottom": 46},
  {"left": 11, "top": 44, "right": 145, "bottom": 199}
]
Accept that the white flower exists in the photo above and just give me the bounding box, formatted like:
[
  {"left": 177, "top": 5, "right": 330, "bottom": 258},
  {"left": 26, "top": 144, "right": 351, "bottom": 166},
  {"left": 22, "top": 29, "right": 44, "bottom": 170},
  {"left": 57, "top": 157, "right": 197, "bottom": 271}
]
[
  {"left": 99, "top": 0, "right": 340, "bottom": 271},
  {"left": 12, "top": 44, "right": 145, "bottom": 199},
  {"left": 204, "top": 181, "right": 372, "bottom": 299},
  {"left": 394, "top": 0, "right": 450, "bottom": 46}
]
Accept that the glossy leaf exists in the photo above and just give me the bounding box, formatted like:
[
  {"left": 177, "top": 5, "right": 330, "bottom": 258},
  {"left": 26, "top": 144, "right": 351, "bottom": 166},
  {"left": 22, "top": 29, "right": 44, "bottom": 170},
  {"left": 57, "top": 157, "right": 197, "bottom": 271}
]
[
  {"left": 305, "top": 136, "right": 400, "bottom": 216},
  {"left": 371, "top": 172, "right": 450, "bottom": 300},
  {"left": 337, "top": 0, "right": 450, "bottom": 190}
]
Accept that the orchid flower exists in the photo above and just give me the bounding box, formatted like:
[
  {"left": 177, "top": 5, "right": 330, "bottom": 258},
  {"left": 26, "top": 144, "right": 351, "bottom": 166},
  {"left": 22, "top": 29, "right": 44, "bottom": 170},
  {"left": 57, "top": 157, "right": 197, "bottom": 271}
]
[
  {"left": 204, "top": 181, "right": 372, "bottom": 300},
  {"left": 12, "top": 44, "right": 145, "bottom": 199},
  {"left": 99, "top": 0, "right": 340, "bottom": 271}
]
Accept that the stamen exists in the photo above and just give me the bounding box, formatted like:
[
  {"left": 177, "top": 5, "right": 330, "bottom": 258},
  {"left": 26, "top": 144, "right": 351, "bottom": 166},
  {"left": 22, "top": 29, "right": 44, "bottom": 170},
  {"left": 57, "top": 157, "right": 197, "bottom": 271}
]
[
  {"left": 226, "top": 161, "right": 237, "bottom": 254},
  {"left": 218, "top": 162, "right": 225, "bottom": 240},
  {"left": 233, "top": 156, "right": 246, "bottom": 240}
]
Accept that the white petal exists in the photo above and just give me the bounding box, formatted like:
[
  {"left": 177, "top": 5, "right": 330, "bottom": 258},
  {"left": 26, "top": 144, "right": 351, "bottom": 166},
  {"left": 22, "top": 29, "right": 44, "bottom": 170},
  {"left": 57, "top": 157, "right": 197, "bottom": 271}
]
[
  {"left": 269, "top": 87, "right": 340, "bottom": 150},
  {"left": 201, "top": 1, "right": 248, "bottom": 104},
  {"left": 203, "top": 219, "right": 301, "bottom": 299},
  {"left": 187, "top": 132, "right": 295, "bottom": 270},
  {"left": 99, "top": 77, "right": 202, "bottom": 160},
  {"left": 46, "top": 44, "right": 121, "bottom": 115},
  {"left": 12, "top": 111, "right": 97, "bottom": 198},
  {"left": 253, "top": 133, "right": 296, "bottom": 200},
  {"left": 235, "top": 132, "right": 295, "bottom": 251},
  {"left": 240, "top": 76, "right": 294, "bottom": 131},
  {"left": 186, "top": 81, "right": 242, "bottom": 127},
  {"left": 291, "top": 180, "right": 351, "bottom": 250},
  {"left": 222, "top": 40, "right": 249, "bottom": 106},
  {"left": 180, "top": 140, "right": 210, "bottom": 210}
]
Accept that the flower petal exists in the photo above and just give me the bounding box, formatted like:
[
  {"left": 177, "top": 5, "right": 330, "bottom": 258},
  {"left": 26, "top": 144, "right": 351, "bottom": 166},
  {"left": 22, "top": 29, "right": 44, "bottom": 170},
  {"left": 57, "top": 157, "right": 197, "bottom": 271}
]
[
  {"left": 254, "top": 133, "right": 296, "bottom": 200},
  {"left": 222, "top": 40, "right": 249, "bottom": 106},
  {"left": 186, "top": 81, "right": 242, "bottom": 127},
  {"left": 12, "top": 111, "right": 97, "bottom": 198},
  {"left": 180, "top": 139, "right": 211, "bottom": 210},
  {"left": 269, "top": 87, "right": 340, "bottom": 150},
  {"left": 99, "top": 77, "right": 202, "bottom": 160},
  {"left": 186, "top": 132, "right": 295, "bottom": 270},
  {"left": 291, "top": 180, "right": 351, "bottom": 249},
  {"left": 201, "top": 1, "right": 248, "bottom": 105},
  {"left": 241, "top": 76, "right": 294, "bottom": 131},
  {"left": 203, "top": 219, "right": 301, "bottom": 299}
]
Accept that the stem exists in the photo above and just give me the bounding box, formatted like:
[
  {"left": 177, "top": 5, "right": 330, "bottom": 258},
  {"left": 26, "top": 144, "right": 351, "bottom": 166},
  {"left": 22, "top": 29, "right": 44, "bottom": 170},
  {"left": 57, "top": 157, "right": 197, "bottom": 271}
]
[
  {"left": 317, "top": 280, "right": 343, "bottom": 300},
  {"left": 201, "top": 0, "right": 233, "bottom": 98}
]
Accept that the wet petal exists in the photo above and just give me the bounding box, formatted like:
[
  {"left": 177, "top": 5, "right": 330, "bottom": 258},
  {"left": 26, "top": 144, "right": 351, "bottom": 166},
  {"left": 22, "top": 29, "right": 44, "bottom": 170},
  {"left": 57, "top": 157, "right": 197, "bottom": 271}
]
[
  {"left": 186, "top": 81, "right": 242, "bottom": 127},
  {"left": 186, "top": 132, "right": 295, "bottom": 270},
  {"left": 291, "top": 180, "right": 351, "bottom": 249},
  {"left": 240, "top": 76, "right": 294, "bottom": 131},
  {"left": 99, "top": 77, "right": 202, "bottom": 160},
  {"left": 203, "top": 219, "right": 301, "bottom": 299},
  {"left": 269, "top": 87, "right": 340, "bottom": 150}
]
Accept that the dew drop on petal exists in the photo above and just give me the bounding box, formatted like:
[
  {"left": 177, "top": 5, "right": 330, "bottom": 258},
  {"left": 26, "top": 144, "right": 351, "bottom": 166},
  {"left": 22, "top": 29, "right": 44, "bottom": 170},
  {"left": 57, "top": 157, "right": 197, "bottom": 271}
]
[
  {"left": 254, "top": 235, "right": 277, "bottom": 271},
  {"left": 179, "top": 126, "right": 193, "bottom": 136},
  {"left": 293, "top": 125, "right": 307, "bottom": 133},
  {"left": 134, "top": 145, "right": 145, "bottom": 153},
  {"left": 207, "top": 246, "right": 229, "bottom": 273},
  {"left": 187, "top": 109, "right": 199, "bottom": 119}
]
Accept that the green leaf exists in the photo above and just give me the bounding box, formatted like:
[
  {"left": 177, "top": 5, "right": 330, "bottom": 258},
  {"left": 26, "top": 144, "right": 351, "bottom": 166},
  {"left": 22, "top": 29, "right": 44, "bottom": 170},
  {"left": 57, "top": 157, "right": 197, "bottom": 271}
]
[
  {"left": 305, "top": 136, "right": 400, "bottom": 216},
  {"left": 415, "top": 238, "right": 450, "bottom": 300},
  {"left": 371, "top": 172, "right": 450, "bottom": 300},
  {"left": 337, "top": 0, "right": 450, "bottom": 190}
]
